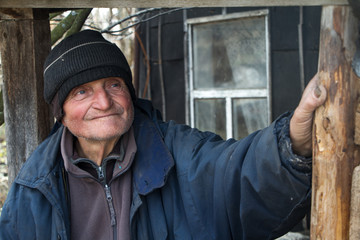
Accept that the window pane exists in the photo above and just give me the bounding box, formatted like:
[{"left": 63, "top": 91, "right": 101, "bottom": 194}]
[
  {"left": 192, "top": 16, "right": 267, "bottom": 90},
  {"left": 194, "top": 99, "right": 226, "bottom": 139},
  {"left": 233, "top": 98, "right": 268, "bottom": 139}
]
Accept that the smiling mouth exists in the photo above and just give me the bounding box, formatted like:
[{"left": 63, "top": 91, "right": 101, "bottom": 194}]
[{"left": 90, "top": 113, "right": 120, "bottom": 120}]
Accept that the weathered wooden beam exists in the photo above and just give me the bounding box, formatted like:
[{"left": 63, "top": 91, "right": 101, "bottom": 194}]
[
  {"left": 311, "top": 5, "right": 360, "bottom": 240},
  {"left": 0, "top": 8, "right": 53, "bottom": 185},
  {"left": 0, "top": 0, "right": 349, "bottom": 8}
]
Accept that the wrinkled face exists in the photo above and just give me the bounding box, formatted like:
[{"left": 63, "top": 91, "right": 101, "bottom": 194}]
[{"left": 61, "top": 77, "right": 134, "bottom": 141}]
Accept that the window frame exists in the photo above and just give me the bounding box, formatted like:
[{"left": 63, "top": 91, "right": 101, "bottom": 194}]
[{"left": 186, "top": 9, "right": 272, "bottom": 139}]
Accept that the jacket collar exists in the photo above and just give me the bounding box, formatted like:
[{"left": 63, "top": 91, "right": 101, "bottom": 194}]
[
  {"left": 132, "top": 99, "right": 175, "bottom": 195},
  {"left": 15, "top": 125, "right": 64, "bottom": 187},
  {"left": 14, "top": 125, "right": 70, "bottom": 228}
]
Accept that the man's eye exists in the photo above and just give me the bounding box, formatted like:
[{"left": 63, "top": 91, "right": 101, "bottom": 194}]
[
  {"left": 77, "top": 90, "right": 86, "bottom": 95},
  {"left": 111, "top": 83, "right": 120, "bottom": 88}
]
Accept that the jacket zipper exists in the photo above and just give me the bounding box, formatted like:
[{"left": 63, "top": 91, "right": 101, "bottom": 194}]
[
  {"left": 98, "top": 167, "right": 117, "bottom": 240},
  {"left": 105, "top": 184, "right": 117, "bottom": 239}
]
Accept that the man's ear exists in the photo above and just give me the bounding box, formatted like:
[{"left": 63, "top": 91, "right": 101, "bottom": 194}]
[{"left": 61, "top": 116, "right": 67, "bottom": 127}]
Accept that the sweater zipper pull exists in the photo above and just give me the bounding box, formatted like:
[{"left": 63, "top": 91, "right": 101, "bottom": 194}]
[{"left": 98, "top": 166, "right": 105, "bottom": 183}]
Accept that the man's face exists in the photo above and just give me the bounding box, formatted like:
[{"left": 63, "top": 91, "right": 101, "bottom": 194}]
[{"left": 62, "top": 77, "right": 134, "bottom": 141}]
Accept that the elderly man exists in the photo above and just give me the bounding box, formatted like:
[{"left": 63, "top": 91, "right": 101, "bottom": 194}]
[{"left": 0, "top": 30, "right": 326, "bottom": 240}]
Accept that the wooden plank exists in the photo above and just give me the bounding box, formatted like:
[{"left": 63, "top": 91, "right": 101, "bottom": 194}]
[
  {"left": 311, "top": 5, "right": 360, "bottom": 240},
  {"left": 0, "top": 0, "right": 349, "bottom": 8},
  {"left": 0, "top": 9, "right": 53, "bottom": 185},
  {"left": 0, "top": 8, "right": 48, "bottom": 19},
  {"left": 0, "top": 8, "right": 33, "bottom": 19}
]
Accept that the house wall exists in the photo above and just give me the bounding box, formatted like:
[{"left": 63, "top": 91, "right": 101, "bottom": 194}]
[{"left": 135, "top": 6, "right": 321, "bottom": 124}]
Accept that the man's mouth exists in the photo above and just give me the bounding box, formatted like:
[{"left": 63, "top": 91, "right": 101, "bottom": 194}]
[{"left": 89, "top": 113, "right": 120, "bottom": 120}]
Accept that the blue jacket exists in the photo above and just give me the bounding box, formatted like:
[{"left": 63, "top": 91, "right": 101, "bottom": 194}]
[{"left": 0, "top": 99, "right": 311, "bottom": 240}]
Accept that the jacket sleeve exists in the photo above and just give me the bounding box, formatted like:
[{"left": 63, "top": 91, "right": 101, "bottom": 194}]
[
  {"left": 0, "top": 177, "right": 68, "bottom": 240},
  {"left": 0, "top": 184, "right": 20, "bottom": 240},
  {"left": 161, "top": 112, "right": 311, "bottom": 239},
  {"left": 0, "top": 182, "right": 47, "bottom": 240}
]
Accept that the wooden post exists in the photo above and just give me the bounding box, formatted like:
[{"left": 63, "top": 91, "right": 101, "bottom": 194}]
[
  {"left": 311, "top": 6, "right": 360, "bottom": 240},
  {"left": 0, "top": 8, "right": 53, "bottom": 186}
]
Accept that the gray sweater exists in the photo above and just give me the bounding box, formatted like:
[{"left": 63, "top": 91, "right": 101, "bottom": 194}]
[{"left": 61, "top": 127, "right": 137, "bottom": 240}]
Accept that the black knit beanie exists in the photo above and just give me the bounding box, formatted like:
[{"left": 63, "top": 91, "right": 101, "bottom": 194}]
[{"left": 43, "top": 30, "right": 136, "bottom": 119}]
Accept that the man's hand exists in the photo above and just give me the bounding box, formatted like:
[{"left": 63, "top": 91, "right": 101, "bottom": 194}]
[{"left": 290, "top": 74, "right": 327, "bottom": 157}]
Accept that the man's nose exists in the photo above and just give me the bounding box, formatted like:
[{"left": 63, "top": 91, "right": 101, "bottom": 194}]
[{"left": 93, "top": 88, "right": 112, "bottom": 109}]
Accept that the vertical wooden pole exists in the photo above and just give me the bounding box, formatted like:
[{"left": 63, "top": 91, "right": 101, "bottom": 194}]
[
  {"left": 0, "top": 8, "right": 53, "bottom": 186},
  {"left": 311, "top": 6, "right": 360, "bottom": 240}
]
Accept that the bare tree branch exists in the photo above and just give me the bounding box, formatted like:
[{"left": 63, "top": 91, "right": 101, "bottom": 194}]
[
  {"left": 101, "top": 8, "right": 189, "bottom": 36},
  {"left": 51, "top": 10, "right": 79, "bottom": 45},
  {"left": 65, "top": 9, "right": 93, "bottom": 38},
  {"left": 49, "top": 11, "right": 65, "bottom": 20},
  {"left": 101, "top": 8, "right": 161, "bottom": 33}
]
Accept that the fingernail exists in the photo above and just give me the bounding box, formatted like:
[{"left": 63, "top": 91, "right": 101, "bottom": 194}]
[{"left": 314, "top": 86, "right": 321, "bottom": 98}]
